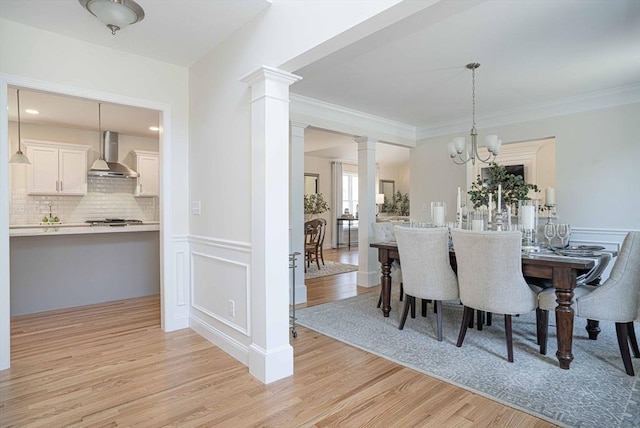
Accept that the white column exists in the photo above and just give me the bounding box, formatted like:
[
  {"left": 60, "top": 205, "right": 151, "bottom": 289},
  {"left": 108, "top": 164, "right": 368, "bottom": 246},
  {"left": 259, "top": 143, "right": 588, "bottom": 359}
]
[
  {"left": 241, "top": 66, "right": 301, "bottom": 384},
  {"left": 355, "top": 136, "right": 379, "bottom": 287},
  {"left": 289, "top": 121, "right": 307, "bottom": 304}
]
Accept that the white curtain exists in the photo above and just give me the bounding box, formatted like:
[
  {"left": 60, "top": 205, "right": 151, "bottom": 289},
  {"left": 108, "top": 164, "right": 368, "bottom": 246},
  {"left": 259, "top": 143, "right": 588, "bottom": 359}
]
[{"left": 331, "top": 161, "right": 343, "bottom": 247}]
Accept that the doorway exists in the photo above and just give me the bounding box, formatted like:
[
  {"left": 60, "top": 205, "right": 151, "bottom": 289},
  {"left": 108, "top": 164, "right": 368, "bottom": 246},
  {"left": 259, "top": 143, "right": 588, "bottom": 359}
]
[{"left": 0, "top": 76, "right": 173, "bottom": 370}]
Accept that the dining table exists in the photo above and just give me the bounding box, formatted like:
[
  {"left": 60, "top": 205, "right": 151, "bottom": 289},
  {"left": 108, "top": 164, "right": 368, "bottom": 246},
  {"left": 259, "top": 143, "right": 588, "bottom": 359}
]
[{"left": 370, "top": 241, "right": 609, "bottom": 370}]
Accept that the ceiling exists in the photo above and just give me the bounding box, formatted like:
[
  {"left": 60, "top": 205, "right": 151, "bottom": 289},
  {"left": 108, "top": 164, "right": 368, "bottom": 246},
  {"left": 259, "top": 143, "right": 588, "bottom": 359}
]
[
  {"left": 1, "top": 0, "right": 270, "bottom": 139},
  {"left": 3, "top": 0, "right": 638, "bottom": 160},
  {"left": 8, "top": 88, "right": 160, "bottom": 138},
  {"left": 292, "top": 0, "right": 640, "bottom": 129},
  {"left": 0, "top": 0, "right": 270, "bottom": 67},
  {"left": 304, "top": 127, "right": 409, "bottom": 166}
]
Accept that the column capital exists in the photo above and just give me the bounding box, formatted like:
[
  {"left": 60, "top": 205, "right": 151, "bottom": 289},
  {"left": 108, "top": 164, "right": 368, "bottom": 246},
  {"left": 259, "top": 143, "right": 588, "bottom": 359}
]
[
  {"left": 354, "top": 136, "right": 377, "bottom": 150},
  {"left": 240, "top": 66, "right": 302, "bottom": 88},
  {"left": 290, "top": 121, "right": 309, "bottom": 130}
]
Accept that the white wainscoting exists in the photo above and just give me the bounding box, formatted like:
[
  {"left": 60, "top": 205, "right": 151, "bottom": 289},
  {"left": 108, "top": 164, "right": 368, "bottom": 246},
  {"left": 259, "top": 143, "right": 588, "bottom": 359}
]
[
  {"left": 188, "top": 235, "right": 252, "bottom": 365},
  {"left": 169, "top": 236, "right": 190, "bottom": 331}
]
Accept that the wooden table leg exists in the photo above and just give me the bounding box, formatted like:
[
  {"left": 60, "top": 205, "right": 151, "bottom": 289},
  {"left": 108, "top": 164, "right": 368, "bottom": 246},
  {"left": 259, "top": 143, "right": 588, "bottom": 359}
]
[
  {"left": 380, "top": 259, "right": 392, "bottom": 317},
  {"left": 554, "top": 267, "right": 577, "bottom": 369}
]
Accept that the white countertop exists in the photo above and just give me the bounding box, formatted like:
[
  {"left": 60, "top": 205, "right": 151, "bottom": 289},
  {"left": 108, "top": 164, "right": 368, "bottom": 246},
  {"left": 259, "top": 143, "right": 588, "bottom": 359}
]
[{"left": 10, "top": 222, "right": 160, "bottom": 237}]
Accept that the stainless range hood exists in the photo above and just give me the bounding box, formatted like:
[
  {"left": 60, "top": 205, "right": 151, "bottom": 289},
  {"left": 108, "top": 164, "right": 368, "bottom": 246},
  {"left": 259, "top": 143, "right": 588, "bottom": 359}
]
[{"left": 88, "top": 131, "right": 139, "bottom": 178}]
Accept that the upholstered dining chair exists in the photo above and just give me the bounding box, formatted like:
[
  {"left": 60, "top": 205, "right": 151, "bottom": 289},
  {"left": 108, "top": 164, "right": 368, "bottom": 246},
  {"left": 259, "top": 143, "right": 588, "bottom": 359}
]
[
  {"left": 371, "top": 222, "right": 404, "bottom": 307},
  {"left": 394, "top": 226, "right": 459, "bottom": 341},
  {"left": 451, "top": 229, "right": 541, "bottom": 362},
  {"left": 536, "top": 251, "right": 613, "bottom": 355},
  {"left": 538, "top": 231, "right": 640, "bottom": 375}
]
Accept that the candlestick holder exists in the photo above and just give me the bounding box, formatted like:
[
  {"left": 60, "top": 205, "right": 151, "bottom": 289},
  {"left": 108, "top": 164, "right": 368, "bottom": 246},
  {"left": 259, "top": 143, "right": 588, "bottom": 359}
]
[
  {"left": 544, "top": 204, "right": 556, "bottom": 224},
  {"left": 494, "top": 214, "right": 503, "bottom": 231}
]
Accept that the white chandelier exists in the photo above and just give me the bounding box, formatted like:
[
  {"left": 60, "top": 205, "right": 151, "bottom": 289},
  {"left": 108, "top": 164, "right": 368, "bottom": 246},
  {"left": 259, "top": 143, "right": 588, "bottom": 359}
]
[{"left": 448, "top": 63, "right": 501, "bottom": 165}]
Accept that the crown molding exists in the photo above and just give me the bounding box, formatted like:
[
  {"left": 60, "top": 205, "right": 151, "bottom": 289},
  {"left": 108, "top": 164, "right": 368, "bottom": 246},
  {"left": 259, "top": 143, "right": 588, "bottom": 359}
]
[
  {"left": 291, "top": 84, "right": 639, "bottom": 145},
  {"left": 417, "top": 84, "right": 640, "bottom": 140},
  {"left": 289, "top": 93, "right": 417, "bottom": 146}
]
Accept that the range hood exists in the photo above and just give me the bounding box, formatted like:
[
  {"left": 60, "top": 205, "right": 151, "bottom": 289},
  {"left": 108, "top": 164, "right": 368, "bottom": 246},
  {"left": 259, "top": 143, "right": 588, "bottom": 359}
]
[{"left": 88, "top": 131, "right": 139, "bottom": 178}]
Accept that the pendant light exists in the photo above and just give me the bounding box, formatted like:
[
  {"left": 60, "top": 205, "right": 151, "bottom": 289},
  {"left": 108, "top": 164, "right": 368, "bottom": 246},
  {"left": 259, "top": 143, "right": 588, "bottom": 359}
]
[
  {"left": 90, "top": 103, "right": 109, "bottom": 170},
  {"left": 9, "top": 89, "right": 31, "bottom": 165}
]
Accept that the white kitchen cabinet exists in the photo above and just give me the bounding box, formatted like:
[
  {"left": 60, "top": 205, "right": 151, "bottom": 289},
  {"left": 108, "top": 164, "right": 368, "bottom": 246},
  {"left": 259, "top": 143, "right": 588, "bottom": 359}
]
[
  {"left": 131, "top": 150, "right": 159, "bottom": 196},
  {"left": 24, "top": 140, "right": 89, "bottom": 195}
]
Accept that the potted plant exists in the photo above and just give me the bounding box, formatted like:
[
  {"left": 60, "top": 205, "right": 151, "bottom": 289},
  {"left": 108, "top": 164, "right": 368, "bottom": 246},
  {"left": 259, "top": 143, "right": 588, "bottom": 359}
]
[
  {"left": 468, "top": 162, "right": 539, "bottom": 210},
  {"left": 304, "top": 193, "right": 330, "bottom": 220},
  {"left": 381, "top": 191, "right": 410, "bottom": 216}
]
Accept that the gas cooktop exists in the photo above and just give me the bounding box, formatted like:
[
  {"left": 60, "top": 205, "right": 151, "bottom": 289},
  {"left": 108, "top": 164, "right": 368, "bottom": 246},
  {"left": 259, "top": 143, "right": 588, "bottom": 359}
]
[{"left": 85, "top": 219, "right": 144, "bottom": 227}]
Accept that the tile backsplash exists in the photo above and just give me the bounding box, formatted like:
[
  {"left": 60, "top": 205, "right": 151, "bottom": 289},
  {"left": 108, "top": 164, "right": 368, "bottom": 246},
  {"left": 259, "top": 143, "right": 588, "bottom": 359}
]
[{"left": 10, "top": 177, "right": 159, "bottom": 225}]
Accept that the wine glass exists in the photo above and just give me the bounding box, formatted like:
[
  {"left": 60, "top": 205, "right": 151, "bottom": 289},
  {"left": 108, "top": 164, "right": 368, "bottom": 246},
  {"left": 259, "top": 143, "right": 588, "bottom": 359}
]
[
  {"left": 556, "top": 224, "right": 571, "bottom": 248},
  {"left": 543, "top": 223, "right": 556, "bottom": 249}
]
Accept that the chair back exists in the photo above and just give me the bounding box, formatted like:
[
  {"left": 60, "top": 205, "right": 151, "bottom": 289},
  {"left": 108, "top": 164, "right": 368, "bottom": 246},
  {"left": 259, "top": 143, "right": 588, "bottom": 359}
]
[
  {"left": 317, "top": 218, "right": 327, "bottom": 248},
  {"left": 451, "top": 229, "right": 538, "bottom": 314},
  {"left": 371, "top": 222, "right": 396, "bottom": 242},
  {"left": 305, "top": 219, "right": 324, "bottom": 247},
  {"left": 577, "top": 231, "right": 640, "bottom": 322},
  {"left": 394, "top": 227, "right": 458, "bottom": 301}
]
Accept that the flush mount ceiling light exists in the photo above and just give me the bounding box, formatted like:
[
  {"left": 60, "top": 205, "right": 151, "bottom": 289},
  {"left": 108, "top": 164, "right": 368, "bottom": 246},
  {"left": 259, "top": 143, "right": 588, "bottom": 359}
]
[
  {"left": 9, "top": 89, "right": 31, "bottom": 165},
  {"left": 448, "top": 63, "right": 501, "bottom": 165},
  {"left": 79, "top": 0, "right": 145, "bottom": 35}
]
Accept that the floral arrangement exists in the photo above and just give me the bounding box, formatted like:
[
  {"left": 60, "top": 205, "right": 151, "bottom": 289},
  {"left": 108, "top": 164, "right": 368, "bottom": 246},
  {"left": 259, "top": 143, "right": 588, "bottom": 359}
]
[
  {"left": 304, "top": 193, "right": 330, "bottom": 215},
  {"left": 468, "top": 162, "right": 539, "bottom": 209},
  {"left": 381, "top": 191, "right": 410, "bottom": 216}
]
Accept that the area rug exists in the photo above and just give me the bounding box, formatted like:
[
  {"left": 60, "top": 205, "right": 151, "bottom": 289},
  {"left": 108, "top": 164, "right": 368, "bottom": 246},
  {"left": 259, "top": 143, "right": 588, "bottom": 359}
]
[
  {"left": 304, "top": 260, "right": 358, "bottom": 279},
  {"left": 295, "top": 291, "right": 639, "bottom": 428}
]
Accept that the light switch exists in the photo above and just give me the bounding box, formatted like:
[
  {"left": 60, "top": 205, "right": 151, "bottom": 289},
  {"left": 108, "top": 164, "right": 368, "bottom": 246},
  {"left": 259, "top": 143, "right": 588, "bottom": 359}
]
[{"left": 192, "top": 201, "right": 201, "bottom": 215}]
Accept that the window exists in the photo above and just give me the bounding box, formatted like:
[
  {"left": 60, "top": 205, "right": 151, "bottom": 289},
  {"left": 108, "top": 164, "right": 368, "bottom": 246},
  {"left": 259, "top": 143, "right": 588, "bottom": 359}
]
[{"left": 342, "top": 173, "right": 358, "bottom": 216}]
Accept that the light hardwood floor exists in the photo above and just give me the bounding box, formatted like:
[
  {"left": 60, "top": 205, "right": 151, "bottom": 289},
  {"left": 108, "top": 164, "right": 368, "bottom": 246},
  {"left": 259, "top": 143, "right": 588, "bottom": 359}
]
[{"left": 1, "top": 248, "right": 556, "bottom": 427}]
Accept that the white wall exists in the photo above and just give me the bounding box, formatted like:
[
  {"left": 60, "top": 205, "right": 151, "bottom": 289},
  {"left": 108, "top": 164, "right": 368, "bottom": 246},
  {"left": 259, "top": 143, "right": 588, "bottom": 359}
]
[
  {"left": 0, "top": 19, "right": 190, "bottom": 369},
  {"left": 378, "top": 162, "right": 410, "bottom": 195},
  {"left": 411, "top": 103, "right": 640, "bottom": 230},
  {"left": 187, "top": 0, "right": 424, "bottom": 379}
]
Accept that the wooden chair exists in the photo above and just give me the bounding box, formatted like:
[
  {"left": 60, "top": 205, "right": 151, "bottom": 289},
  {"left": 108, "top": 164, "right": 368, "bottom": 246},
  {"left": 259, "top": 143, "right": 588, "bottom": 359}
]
[
  {"left": 451, "top": 229, "right": 542, "bottom": 362},
  {"left": 317, "top": 218, "right": 327, "bottom": 266},
  {"left": 538, "top": 231, "right": 640, "bottom": 375},
  {"left": 304, "top": 219, "right": 325, "bottom": 272},
  {"left": 394, "top": 226, "right": 459, "bottom": 341}
]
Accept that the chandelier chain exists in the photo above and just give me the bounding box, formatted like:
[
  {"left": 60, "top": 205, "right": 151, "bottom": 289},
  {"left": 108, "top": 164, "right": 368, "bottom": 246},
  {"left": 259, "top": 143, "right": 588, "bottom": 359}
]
[{"left": 471, "top": 66, "right": 476, "bottom": 129}]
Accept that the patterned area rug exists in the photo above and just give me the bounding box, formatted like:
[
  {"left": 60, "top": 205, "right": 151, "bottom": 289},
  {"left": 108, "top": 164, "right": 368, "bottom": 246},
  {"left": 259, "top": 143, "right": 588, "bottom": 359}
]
[
  {"left": 295, "top": 291, "right": 639, "bottom": 428},
  {"left": 304, "top": 260, "right": 358, "bottom": 279}
]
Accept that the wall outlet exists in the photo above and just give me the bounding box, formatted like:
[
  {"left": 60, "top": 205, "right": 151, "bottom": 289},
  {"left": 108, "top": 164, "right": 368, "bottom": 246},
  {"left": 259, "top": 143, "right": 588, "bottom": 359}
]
[
  {"left": 12, "top": 205, "right": 25, "bottom": 214},
  {"left": 422, "top": 203, "right": 428, "bottom": 212},
  {"left": 192, "top": 201, "right": 201, "bottom": 215},
  {"left": 228, "top": 299, "right": 235, "bottom": 317}
]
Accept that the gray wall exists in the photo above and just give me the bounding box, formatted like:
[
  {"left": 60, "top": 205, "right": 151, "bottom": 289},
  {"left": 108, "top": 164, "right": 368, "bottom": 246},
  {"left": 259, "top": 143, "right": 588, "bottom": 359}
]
[{"left": 10, "top": 231, "right": 160, "bottom": 315}]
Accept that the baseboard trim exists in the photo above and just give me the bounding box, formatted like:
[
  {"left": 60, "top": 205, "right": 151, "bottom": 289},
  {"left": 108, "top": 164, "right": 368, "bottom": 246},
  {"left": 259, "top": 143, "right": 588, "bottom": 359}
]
[{"left": 190, "top": 313, "right": 249, "bottom": 366}]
